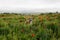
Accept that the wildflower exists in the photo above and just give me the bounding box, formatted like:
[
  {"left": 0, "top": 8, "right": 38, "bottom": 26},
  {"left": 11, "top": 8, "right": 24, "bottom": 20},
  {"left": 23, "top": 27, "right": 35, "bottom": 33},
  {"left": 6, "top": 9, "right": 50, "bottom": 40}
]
[
  {"left": 31, "top": 34, "right": 35, "bottom": 37},
  {"left": 38, "top": 16, "right": 43, "bottom": 19},
  {"left": 46, "top": 16, "right": 50, "bottom": 21},
  {"left": 38, "top": 16, "right": 43, "bottom": 21}
]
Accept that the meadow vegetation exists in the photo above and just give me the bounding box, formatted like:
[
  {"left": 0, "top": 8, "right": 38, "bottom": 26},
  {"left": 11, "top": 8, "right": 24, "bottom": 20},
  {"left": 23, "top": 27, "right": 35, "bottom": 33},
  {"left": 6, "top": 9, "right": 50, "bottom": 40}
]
[{"left": 0, "top": 13, "right": 60, "bottom": 40}]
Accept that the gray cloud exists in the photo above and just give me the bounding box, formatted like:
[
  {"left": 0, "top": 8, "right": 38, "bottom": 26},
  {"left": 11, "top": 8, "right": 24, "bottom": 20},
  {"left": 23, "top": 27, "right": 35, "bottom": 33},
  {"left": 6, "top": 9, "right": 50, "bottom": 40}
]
[{"left": 0, "top": 0, "right": 60, "bottom": 13}]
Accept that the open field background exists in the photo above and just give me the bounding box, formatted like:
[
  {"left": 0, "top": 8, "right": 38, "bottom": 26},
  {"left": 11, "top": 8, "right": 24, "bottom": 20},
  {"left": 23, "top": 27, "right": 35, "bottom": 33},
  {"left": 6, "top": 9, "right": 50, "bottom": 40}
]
[{"left": 0, "top": 13, "right": 60, "bottom": 40}]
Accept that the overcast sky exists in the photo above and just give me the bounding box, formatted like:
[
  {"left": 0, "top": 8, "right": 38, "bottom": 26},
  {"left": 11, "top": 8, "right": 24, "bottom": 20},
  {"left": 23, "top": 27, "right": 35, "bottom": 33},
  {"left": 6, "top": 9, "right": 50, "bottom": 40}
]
[{"left": 0, "top": 0, "right": 60, "bottom": 13}]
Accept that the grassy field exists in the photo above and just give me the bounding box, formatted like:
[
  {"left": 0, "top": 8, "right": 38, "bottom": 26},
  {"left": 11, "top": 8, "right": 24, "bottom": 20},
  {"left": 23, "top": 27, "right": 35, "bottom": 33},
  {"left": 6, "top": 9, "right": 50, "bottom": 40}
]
[{"left": 0, "top": 13, "right": 60, "bottom": 40}]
